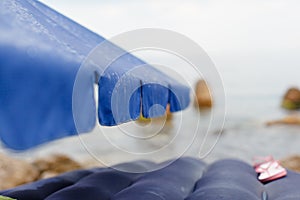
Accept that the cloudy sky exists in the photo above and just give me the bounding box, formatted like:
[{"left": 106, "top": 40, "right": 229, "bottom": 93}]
[
  {"left": 40, "top": 0, "right": 300, "bottom": 89},
  {"left": 40, "top": 0, "right": 299, "bottom": 55}
]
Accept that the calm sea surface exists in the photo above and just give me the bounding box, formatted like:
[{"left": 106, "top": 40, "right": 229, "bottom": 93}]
[{"left": 1, "top": 60, "right": 300, "bottom": 166}]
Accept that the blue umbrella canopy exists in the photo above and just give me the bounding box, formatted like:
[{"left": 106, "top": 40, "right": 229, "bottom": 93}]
[{"left": 0, "top": 0, "right": 190, "bottom": 150}]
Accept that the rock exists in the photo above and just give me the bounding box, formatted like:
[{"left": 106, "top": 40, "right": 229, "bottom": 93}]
[
  {"left": 32, "top": 154, "right": 82, "bottom": 179},
  {"left": 280, "top": 155, "right": 300, "bottom": 173},
  {"left": 164, "top": 104, "right": 172, "bottom": 120},
  {"left": 282, "top": 87, "right": 300, "bottom": 110},
  {"left": 138, "top": 103, "right": 172, "bottom": 122},
  {"left": 0, "top": 153, "right": 87, "bottom": 189},
  {"left": 266, "top": 115, "right": 300, "bottom": 126},
  {"left": 194, "top": 80, "right": 213, "bottom": 108},
  {"left": 0, "top": 153, "right": 39, "bottom": 190}
]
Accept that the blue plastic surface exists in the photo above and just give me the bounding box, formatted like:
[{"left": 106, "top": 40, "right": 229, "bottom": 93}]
[
  {"left": 1, "top": 158, "right": 298, "bottom": 200},
  {"left": 0, "top": 0, "right": 190, "bottom": 150}
]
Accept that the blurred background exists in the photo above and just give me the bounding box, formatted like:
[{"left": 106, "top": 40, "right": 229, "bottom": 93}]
[{"left": 1, "top": 0, "right": 300, "bottom": 172}]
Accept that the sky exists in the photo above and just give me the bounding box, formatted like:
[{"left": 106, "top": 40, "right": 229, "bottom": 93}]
[
  {"left": 40, "top": 0, "right": 300, "bottom": 56},
  {"left": 39, "top": 0, "right": 300, "bottom": 90}
]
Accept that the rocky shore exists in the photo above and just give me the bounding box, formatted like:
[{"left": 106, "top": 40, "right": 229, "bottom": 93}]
[{"left": 0, "top": 154, "right": 84, "bottom": 190}]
